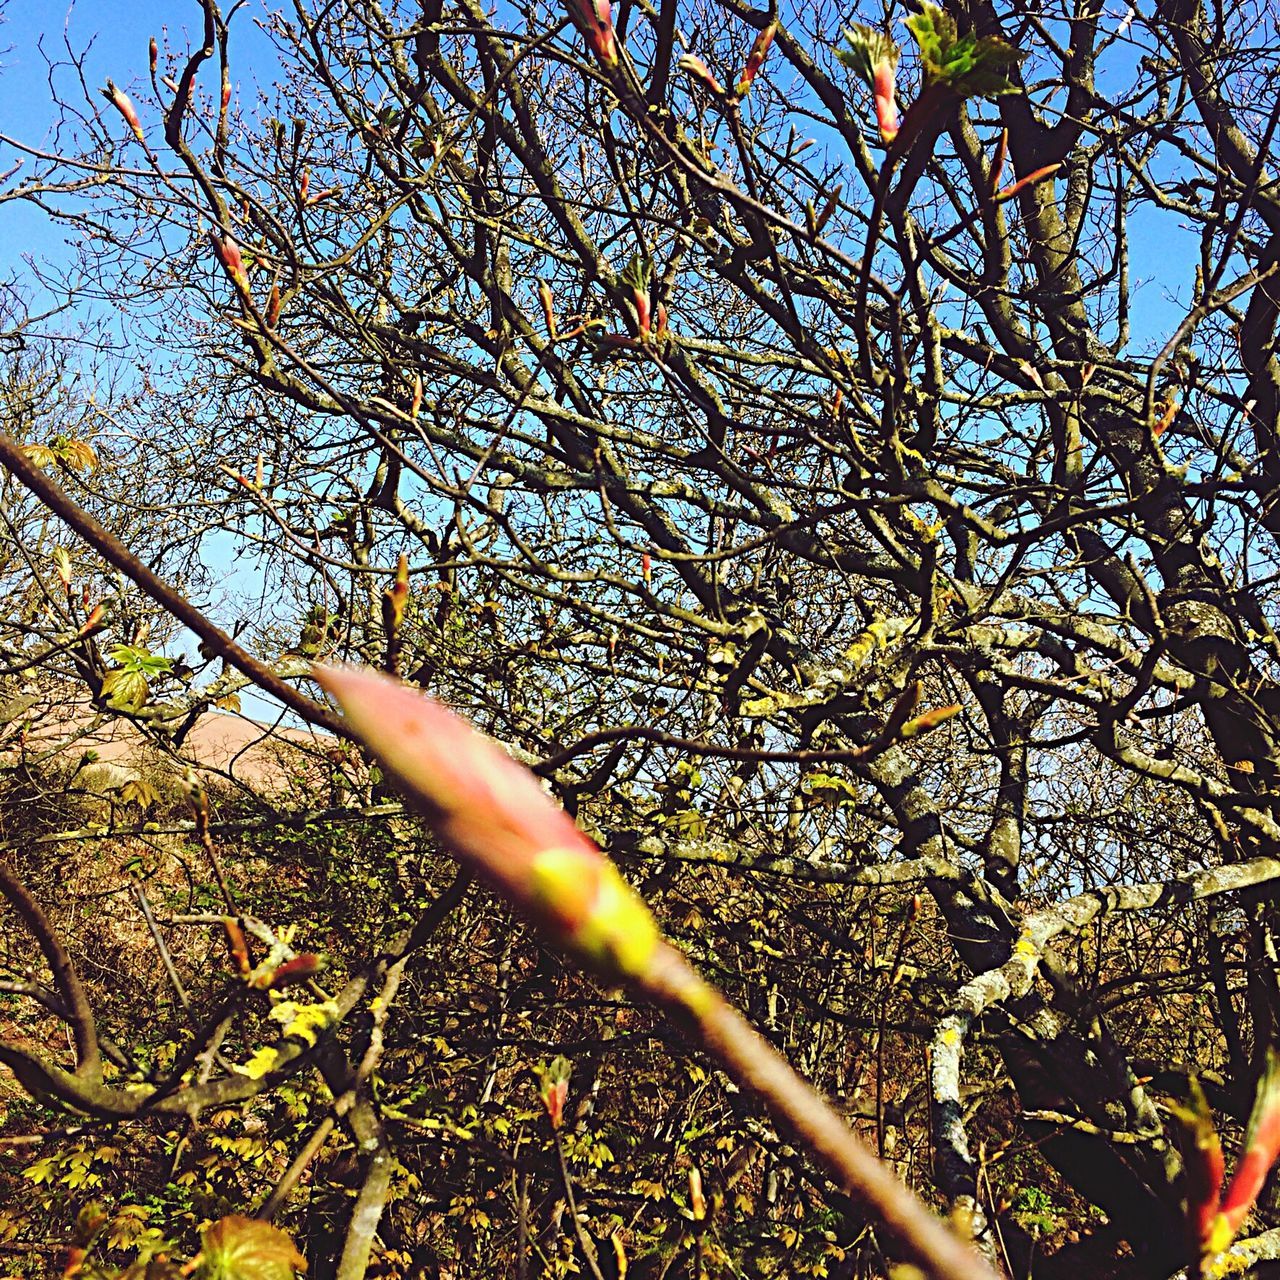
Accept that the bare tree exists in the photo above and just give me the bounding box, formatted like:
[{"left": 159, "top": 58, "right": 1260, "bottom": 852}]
[{"left": 4, "top": 0, "right": 1280, "bottom": 1274}]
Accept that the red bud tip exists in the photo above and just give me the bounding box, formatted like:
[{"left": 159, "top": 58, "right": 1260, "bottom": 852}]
[
  {"left": 260, "top": 953, "right": 325, "bottom": 990},
  {"left": 840, "top": 27, "right": 900, "bottom": 144},
  {"left": 538, "top": 1056, "right": 572, "bottom": 1129},
  {"left": 566, "top": 0, "right": 619, "bottom": 66},
  {"left": 225, "top": 919, "right": 252, "bottom": 976},
  {"left": 315, "top": 665, "right": 662, "bottom": 978},
  {"left": 538, "top": 280, "right": 556, "bottom": 337},
  {"left": 313, "top": 665, "right": 604, "bottom": 917},
  {"left": 996, "top": 163, "right": 1061, "bottom": 202},
  {"left": 210, "top": 232, "right": 249, "bottom": 292},
  {"left": 632, "top": 286, "right": 652, "bottom": 338},
  {"left": 1220, "top": 1051, "right": 1280, "bottom": 1238},
  {"left": 873, "top": 63, "right": 899, "bottom": 143}
]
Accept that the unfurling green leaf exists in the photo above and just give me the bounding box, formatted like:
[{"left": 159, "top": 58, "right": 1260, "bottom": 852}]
[
  {"left": 110, "top": 644, "right": 174, "bottom": 677},
  {"left": 620, "top": 254, "right": 653, "bottom": 292},
  {"left": 837, "top": 25, "right": 899, "bottom": 87},
  {"left": 905, "top": 5, "right": 1023, "bottom": 96}
]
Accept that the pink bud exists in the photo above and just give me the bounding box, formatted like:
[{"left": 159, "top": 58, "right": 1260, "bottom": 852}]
[
  {"left": 839, "top": 27, "right": 900, "bottom": 145},
  {"left": 313, "top": 666, "right": 610, "bottom": 940},
  {"left": 678, "top": 54, "right": 724, "bottom": 96},
  {"left": 538, "top": 280, "right": 556, "bottom": 337},
  {"left": 1221, "top": 1052, "right": 1280, "bottom": 1237},
  {"left": 102, "top": 80, "right": 145, "bottom": 145},
  {"left": 258, "top": 953, "right": 324, "bottom": 990},
  {"left": 81, "top": 603, "right": 105, "bottom": 636},
  {"left": 210, "top": 232, "right": 249, "bottom": 292},
  {"left": 735, "top": 20, "right": 777, "bottom": 98},
  {"left": 995, "top": 162, "right": 1061, "bottom": 203},
  {"left": 633, "top": 286, "right": 651, "bottom": 339},
  {"left": 149, "top": 38, "right": 158, "bottom": 74},
  {"left": 873, "top": 61, "right": 899, "bottom": 143},
  {"left": 538, "top": 1056, "right": 572, "bottom": 1130}
]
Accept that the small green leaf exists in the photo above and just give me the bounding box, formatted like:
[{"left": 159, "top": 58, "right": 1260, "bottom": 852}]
[
  {"left": 802, "top": 771, "right": 858, "bottom": 800},
  {"left": 837, "top": 25, "right": 899, "bottom": 86},
  {"left": 903, "top": 6, "right": 955, "bottom": 74},
  {"left": 110, "top": 644, "right": 174, "bottom": 677},
  {"left": 620, "top": 254, "right": 652, "bottom": 291},
  {"left": 200, "top": 1215, "right": 306, "bottom": 1280},
  {"left": 101, "top": 667, "right": 149, "bottom": 712}
]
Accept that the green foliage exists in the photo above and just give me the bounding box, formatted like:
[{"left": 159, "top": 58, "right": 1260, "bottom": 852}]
[
  {"left": 904, "top": 5, "right": 1023, "bottom": 95},
  {"left": 107, "top": 646, "right": 175, "bottom": 679},
  {"left": 801, "top": 771, "right": 858, "bottom": 805},
  {"left": 1010, "top": 1184, "right": 1065, "bottom": 1239},
  {"left": 99, "top": 646, "right": 174, "bottom": 711}
]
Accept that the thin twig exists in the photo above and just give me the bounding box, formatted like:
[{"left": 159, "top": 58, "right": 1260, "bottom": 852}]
[{"left": 0, "top": 430, "right": 349, "bottom": 738}]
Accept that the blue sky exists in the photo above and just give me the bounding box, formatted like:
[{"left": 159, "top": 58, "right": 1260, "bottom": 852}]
[
  {"left": 1, "top": 0, "right": 278, "bottom": 292},
  {"left": 1, "top": 0, "right": 278, "bottom": 139},
  {"left": 0, "top": 3, "right": 298, "bottom": 721},
  {"left": 2, "top": 1, "right": 1198, "bottom": 342},
  {"left": 0, "top": 0, "right": 1216, "bottom": 732}
]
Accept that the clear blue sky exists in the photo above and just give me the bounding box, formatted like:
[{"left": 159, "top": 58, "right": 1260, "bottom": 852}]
[{"left": 1, "top": 0, "right": 279, "bottom": 138}]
